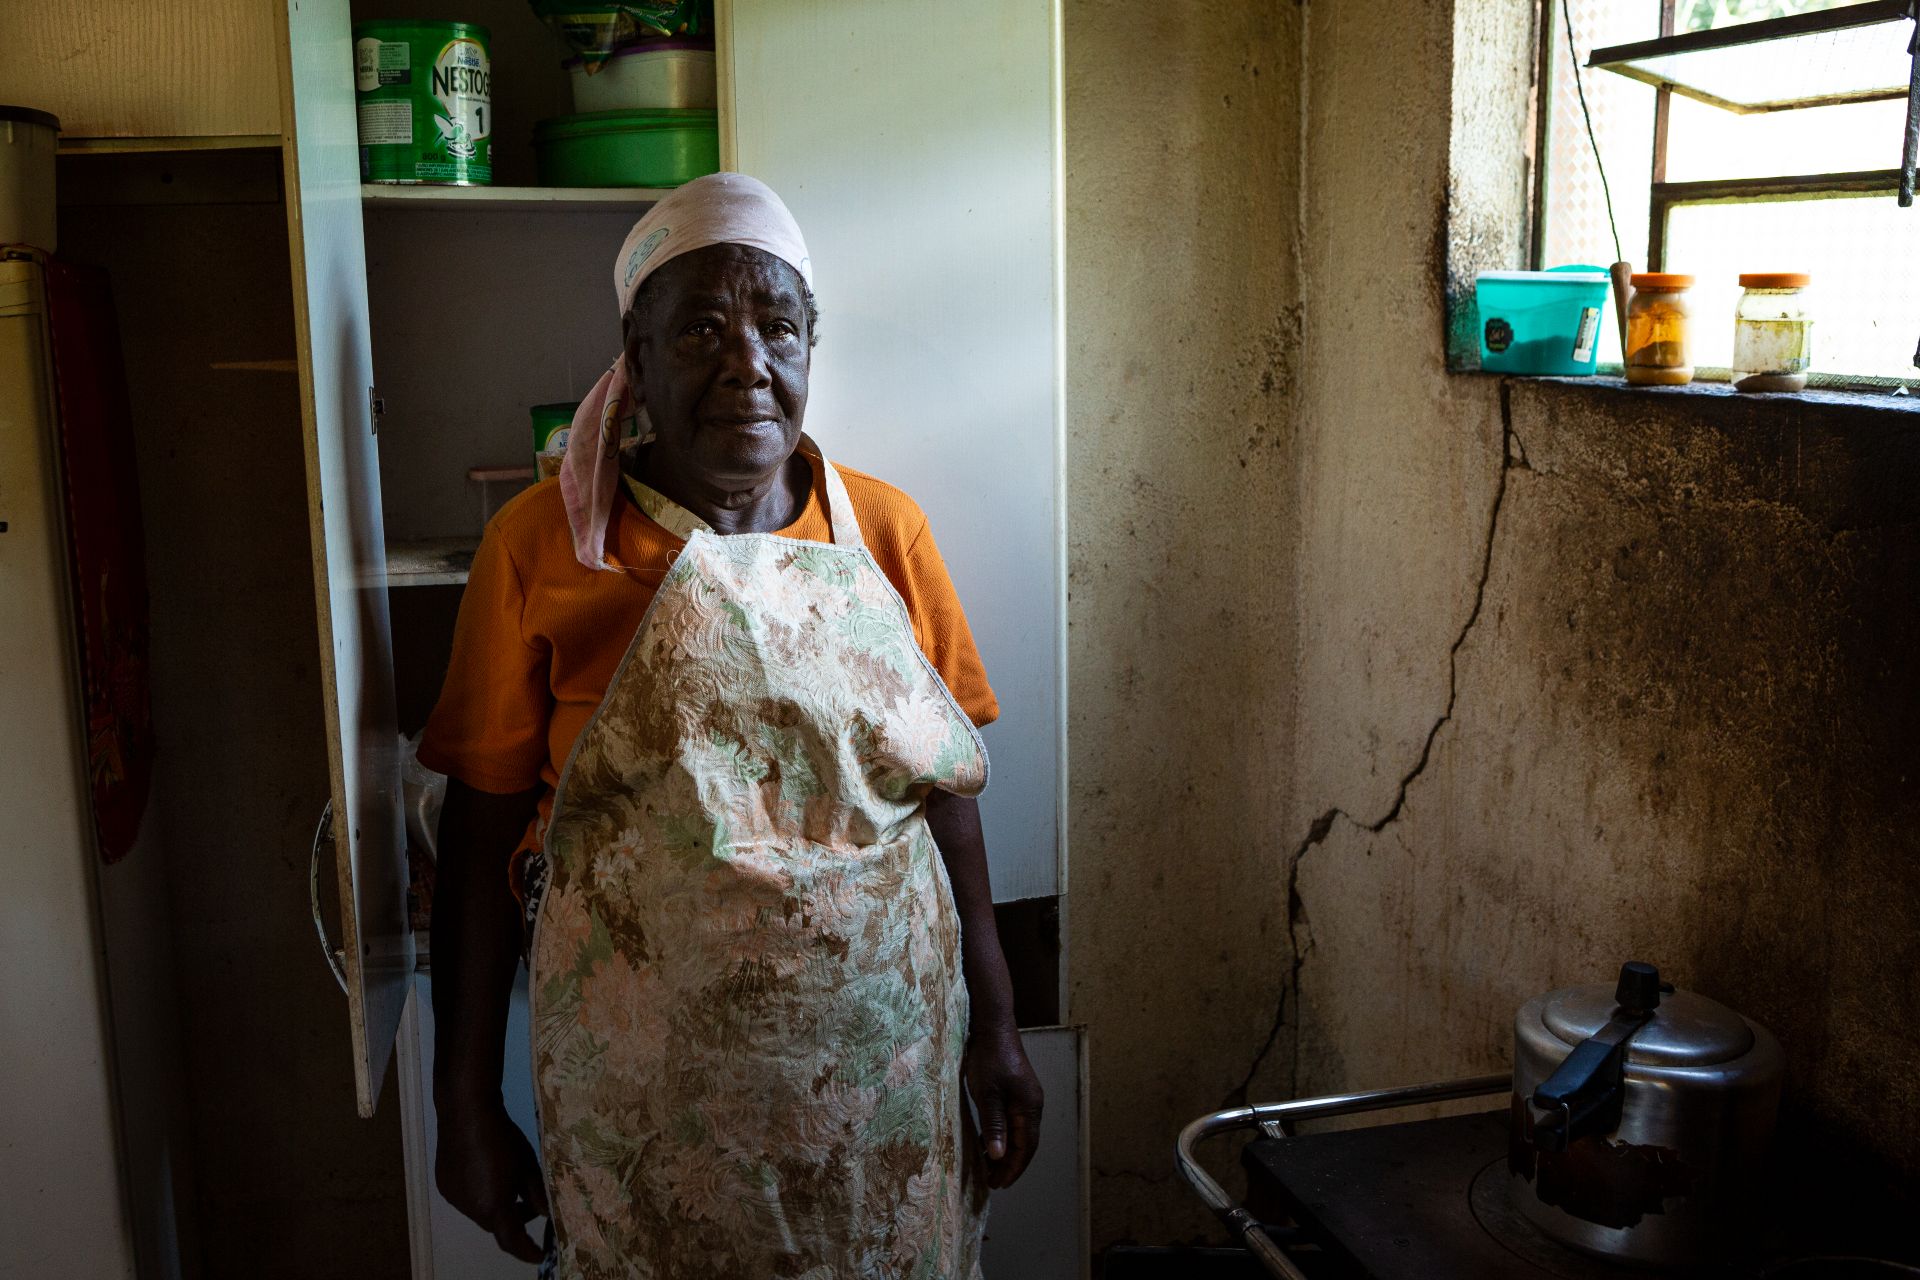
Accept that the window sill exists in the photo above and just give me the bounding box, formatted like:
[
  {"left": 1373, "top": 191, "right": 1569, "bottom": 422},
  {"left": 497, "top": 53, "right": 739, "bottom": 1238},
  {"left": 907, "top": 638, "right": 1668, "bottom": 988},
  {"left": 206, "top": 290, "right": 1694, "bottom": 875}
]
[
  {"left": 1476, "top": 372, "right": 1920, "bottom": 536},
  {"left": 1483, "top": 373, "right": 1920, "bottom": 422}
]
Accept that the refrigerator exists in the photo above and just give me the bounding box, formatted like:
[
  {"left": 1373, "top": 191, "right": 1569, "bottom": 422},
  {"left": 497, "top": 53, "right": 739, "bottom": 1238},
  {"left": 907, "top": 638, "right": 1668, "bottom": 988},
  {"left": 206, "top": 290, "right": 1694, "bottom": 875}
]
[{"left": 0, "top": 253, "right": 141, "bottom": 1275}]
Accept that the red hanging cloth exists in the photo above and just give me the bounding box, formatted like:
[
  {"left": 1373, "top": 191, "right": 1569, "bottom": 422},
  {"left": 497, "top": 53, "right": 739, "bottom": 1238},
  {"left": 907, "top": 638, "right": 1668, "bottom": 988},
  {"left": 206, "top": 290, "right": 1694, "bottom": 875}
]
[{"left": 43, "top": 258, "right": 153, "bottom": 864}]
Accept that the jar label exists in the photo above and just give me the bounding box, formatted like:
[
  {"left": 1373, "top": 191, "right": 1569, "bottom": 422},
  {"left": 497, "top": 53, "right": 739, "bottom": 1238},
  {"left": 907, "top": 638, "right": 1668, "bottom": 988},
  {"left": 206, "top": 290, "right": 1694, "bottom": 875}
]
[
  {"left": 356, "top": 100, "right": 412, "bottom": 147},
  {"left": 1571, "top": 307, "right": 1600, "bottom": 363},
  {"left": 355, "top": 38, "right": 412, "bottom": 92}
]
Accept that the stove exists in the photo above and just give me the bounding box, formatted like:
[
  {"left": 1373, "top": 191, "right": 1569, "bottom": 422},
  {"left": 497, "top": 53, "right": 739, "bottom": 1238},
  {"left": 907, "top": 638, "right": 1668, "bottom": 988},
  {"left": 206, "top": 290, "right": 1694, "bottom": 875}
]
[{"left": 1234, "top": 1104, "right": 1919, "bottom": 1280}]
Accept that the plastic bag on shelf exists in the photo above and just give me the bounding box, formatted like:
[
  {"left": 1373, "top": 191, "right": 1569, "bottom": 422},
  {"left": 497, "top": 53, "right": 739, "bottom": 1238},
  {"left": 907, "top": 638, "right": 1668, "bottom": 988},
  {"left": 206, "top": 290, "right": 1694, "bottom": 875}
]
[
  {"left": 400, "top": 731, "right": 447, "bottom": 864},
  {"left": 401, "top": 732, "right": 446, "bottom": 933},
  {"left": 527, "top": 0, "right": 714, "bottom": 68}
]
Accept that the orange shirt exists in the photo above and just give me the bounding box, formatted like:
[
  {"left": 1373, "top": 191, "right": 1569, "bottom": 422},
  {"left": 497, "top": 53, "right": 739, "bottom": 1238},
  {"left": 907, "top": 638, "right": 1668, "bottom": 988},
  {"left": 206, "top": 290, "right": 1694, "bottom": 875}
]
[{"left": 417, "top": 457, "right": 998, "bottom": 864}]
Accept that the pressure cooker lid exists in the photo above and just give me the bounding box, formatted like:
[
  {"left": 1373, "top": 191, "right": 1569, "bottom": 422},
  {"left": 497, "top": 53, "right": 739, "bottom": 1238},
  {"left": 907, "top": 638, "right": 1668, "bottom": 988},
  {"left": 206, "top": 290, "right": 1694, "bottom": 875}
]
[{"left": 1541, "top": 983, "right": 1755, "bottom": 1066}]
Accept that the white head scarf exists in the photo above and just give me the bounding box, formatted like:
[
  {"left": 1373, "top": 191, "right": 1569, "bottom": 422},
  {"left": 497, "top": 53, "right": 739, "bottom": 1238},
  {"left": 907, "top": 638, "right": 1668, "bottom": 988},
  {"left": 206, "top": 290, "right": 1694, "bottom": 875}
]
[{"left": 559, "top": 172, "right": 813, "bottom": 569}]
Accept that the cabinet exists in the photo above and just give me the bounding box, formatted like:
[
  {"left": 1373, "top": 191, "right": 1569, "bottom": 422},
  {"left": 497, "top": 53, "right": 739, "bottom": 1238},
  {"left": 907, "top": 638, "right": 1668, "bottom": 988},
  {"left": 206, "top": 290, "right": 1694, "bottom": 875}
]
[
  {"left": 275, "top": 0, "right": 1075, "bottom": 1267},
  {"left": 281, "top": 0, "right": 1066, "bottom": 1118},
  {"left": 0, "top": 1, "right": 280, "bottom": 142}
]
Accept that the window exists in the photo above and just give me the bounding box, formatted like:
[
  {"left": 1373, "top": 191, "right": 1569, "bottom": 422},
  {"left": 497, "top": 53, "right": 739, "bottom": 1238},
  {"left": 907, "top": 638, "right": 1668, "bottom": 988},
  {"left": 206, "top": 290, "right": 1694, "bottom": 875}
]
[{"left": 1537, "top": 0, "right": 1918, "bottom": 384}]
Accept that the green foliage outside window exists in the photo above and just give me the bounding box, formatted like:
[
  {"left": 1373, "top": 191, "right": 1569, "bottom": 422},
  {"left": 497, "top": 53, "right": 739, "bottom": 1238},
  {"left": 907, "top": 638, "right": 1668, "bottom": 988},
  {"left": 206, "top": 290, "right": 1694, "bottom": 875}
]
[{"left": 1677, "top": 0, "right": 1845, "bottom": 32}]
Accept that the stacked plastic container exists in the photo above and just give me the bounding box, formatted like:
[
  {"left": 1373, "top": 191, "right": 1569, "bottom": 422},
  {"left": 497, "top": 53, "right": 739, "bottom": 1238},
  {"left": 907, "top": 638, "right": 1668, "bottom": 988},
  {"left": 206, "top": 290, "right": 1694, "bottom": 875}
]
[{"left": 537, "top": 31, "right": 718, "bottom": 188}]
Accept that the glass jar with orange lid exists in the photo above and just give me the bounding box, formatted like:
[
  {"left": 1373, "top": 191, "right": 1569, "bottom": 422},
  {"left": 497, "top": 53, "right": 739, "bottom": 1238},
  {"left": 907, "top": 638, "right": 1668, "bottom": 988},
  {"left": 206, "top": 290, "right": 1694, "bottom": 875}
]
[
  {"left": 1624, "top": 273, "right": 1695, "bottom": 386},
  {"left": 1731, "top": 272, "right": 1813, "bottom": 393}
]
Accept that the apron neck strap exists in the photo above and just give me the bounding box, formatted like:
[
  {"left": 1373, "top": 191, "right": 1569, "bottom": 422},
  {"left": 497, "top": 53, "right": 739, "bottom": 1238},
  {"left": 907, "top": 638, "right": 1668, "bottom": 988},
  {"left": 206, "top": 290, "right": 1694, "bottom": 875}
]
[
  {"left": 801, "top": 434, "right": 865, "bottom": 550},
  {"left": 622, "top": 434, "right": 864, "bottom": 549},
  {"left": 623, "top": 472, "right": 712, "bottom": 541}
]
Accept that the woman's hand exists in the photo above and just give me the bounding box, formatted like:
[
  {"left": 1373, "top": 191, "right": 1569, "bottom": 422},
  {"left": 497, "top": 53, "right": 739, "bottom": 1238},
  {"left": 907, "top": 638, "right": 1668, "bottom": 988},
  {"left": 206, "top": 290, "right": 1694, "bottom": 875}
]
[
  {"left": 965, "top": 1023, "right": 1044, "bottom": 1189},
  {"left": 431, "top": 781, "right": 547, "bottom": 1257},
  {"left": 434, "top": 1094, "right": 550, "bottom": 1262},
  {"left": 926, "top": 790, "right": 1043, "bottom": 1190}
]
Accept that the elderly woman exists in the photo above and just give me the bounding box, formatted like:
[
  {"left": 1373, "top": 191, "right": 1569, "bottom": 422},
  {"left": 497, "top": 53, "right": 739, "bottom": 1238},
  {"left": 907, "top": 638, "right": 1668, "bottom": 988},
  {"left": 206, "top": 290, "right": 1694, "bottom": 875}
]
[{"left": 418, "top": 172, "right": 1042, "bottom": 1279}]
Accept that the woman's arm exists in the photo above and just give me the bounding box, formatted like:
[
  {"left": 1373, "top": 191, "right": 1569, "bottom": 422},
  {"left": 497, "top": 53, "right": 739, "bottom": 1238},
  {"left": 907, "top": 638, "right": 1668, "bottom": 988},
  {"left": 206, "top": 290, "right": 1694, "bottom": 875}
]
[
  {"left": 431, "top": 779, "right": 549, "bottom": 1261},
  {"left": 924, "top": 788, "right": 1044, "bottom": 1189}
]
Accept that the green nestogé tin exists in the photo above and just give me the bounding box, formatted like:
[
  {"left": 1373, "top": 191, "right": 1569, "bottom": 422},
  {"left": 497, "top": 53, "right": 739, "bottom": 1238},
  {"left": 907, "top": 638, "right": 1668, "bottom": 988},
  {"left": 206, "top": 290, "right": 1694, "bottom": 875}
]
[{"left": 353, "top": 20, "right": 492, "bottom": 185}]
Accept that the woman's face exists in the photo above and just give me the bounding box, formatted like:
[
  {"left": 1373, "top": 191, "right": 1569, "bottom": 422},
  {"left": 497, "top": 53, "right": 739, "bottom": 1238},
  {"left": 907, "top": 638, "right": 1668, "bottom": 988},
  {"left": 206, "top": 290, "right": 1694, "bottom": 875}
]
[{"left": 622, "top": 244, "right": 811, "bottom": 486}]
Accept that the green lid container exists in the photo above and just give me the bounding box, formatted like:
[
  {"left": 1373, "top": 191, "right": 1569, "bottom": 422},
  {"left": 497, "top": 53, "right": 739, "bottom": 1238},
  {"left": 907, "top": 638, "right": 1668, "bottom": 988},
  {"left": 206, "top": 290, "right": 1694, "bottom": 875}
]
[{"left": 533, "top": 109, "right": 718, "bottom": 188}]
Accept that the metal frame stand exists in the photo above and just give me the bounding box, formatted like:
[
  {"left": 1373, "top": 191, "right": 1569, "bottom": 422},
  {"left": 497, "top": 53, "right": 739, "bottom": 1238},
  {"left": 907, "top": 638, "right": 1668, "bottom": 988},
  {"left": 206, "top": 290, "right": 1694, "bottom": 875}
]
[{"left": 1174, "top": 1074, "right": 1511, "bottom": 1280}]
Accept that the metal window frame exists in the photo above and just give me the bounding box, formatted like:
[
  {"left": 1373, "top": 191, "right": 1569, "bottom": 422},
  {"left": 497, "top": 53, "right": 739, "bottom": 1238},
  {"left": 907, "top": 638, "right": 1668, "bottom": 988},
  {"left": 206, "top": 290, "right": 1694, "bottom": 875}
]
[
  {"left": 1650, "top": 169, "right": 1912, "bottom": 390},
  {"left": 1590, "top": 0, "right": 1920, "bottom": 210},
  {"left": 1648, "top": 168, "right": 1903, "bottom": 270},
  {"left": 1589, "top": 0, "right": 1916, "bottom": 114},
  {"left": 1534, "top": 0, "right": 1920, "bottom": 385}
]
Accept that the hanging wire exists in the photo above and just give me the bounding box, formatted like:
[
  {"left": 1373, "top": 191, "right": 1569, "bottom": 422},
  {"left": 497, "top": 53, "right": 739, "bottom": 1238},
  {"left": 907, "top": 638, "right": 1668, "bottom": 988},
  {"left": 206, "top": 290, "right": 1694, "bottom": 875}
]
[{"left": 1561, "top": 0, "right": 1625, "bottom": 263}]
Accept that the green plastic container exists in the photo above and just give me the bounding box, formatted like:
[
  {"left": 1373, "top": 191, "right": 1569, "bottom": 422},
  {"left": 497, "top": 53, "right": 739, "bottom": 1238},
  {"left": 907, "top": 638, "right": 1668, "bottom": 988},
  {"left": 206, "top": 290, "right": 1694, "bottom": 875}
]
[
  {"left": 354, "top": 20, "right": 492, "bottom": 185},
  {"left": 1475, "top": 265, "right": 1610, "bottom": 375},
  {"left": 532, "top": 401, "right": 579, "bottom": 478},
  {"left": 531, "top": 402, "right": 578, "bottom": 453},
  {"left": 533, "top": 109, "right": 718, "bottom": 188}
]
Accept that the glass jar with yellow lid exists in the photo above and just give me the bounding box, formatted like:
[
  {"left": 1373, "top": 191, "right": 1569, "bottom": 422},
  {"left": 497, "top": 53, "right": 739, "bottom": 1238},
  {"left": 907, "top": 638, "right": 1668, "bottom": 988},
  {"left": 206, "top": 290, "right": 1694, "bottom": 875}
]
[{"left": 1625, "top": 273, "right": 1695, "bottom": 385}]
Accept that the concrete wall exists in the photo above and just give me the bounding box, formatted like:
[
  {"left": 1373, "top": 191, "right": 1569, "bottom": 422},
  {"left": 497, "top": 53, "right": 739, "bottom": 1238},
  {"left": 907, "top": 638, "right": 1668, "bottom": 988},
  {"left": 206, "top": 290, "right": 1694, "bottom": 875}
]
[
  {"left": 1067, "top": 0, "right": 1920, "bottom": 1255},
  {"left": 1285, "top": 0, "right": 1920, "bottom": 1179},
  {"left": 1062, "top": 0, "right": 1303, "bottom": 1247}
]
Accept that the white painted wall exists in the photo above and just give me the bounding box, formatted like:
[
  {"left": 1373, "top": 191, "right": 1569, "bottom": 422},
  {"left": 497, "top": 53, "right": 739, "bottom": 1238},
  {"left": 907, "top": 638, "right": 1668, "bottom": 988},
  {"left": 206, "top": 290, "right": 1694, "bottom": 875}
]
[{"left": 724, "top": 0, "right": 1065, "bottom": 903}]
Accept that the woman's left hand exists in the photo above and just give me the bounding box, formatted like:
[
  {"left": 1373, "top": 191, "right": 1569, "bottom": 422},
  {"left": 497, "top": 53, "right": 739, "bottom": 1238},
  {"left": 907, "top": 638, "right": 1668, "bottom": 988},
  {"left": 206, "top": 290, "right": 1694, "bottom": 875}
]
[{"left": 965, "top": 1024, "right": 1044, "bottom": 1189}]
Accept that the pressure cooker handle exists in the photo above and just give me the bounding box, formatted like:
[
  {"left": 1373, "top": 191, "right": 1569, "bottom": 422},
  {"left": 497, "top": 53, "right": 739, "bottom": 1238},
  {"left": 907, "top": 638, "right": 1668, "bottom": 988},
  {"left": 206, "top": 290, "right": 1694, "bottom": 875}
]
[
  {"left": 1532, "top": 1036, "right": 1628, "bottom": 1152},
  {"left": 1529, "top": 961, "right": 1670, "bottom": 1153}
]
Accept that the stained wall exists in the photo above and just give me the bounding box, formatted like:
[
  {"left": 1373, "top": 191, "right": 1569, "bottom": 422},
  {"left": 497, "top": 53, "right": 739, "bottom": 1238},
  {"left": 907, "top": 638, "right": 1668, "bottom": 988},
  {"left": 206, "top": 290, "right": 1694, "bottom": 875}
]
[
  {"left": 1062, "top": 0, "right": 1303, "bottom": 1247},
  {"left": 1066, "top": 0, "right": 1920, "bottom": 1256},
  {"left": 1283, "top": 0, "right": 1920, "bottom": 1180}
]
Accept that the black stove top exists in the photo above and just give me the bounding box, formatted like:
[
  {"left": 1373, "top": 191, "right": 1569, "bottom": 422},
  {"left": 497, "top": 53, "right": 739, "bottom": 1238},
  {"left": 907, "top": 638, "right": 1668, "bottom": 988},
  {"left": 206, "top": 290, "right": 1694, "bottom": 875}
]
[{"left": 1241, "top": 1107, "right": 1919, "bottom": 1280}]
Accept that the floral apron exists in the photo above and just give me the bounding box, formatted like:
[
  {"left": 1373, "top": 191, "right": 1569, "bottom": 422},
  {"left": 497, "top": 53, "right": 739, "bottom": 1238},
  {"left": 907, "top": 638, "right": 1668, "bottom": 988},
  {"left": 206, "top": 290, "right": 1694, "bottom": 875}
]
[{"left": 527, "top": 438, "right": 991, "bottom": 1279}]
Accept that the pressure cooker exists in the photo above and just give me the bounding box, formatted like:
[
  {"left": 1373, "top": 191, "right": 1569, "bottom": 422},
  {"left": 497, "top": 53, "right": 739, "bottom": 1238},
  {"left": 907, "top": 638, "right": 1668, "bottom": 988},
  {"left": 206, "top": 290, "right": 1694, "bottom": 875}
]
[{"left": 1509, "top": 960, "right": 1784, "bottom": 1267}]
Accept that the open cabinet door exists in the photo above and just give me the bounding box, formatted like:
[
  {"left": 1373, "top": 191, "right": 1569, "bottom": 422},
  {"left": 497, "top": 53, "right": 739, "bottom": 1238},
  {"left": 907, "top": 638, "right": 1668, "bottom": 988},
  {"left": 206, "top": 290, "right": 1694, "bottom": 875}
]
[{"left": 278, "top": 0, "right": 411, "bottom": 1118}]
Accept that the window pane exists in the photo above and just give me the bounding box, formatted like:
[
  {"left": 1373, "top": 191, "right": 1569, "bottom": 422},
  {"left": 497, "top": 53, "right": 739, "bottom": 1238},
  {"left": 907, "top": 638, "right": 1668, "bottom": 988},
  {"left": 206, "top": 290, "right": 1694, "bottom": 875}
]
[
  {"left": 1663, "top": 195, "right": 1919, "bottom": 380},
  {"left": 1664, "top": 95, "right": 1909, "bottom": 181},
  {"left": 1608, "top": 13, "right": 1911, "bottom": 111},
  {"left": 1677, "top": 0, "right": 1864, "bottom": 32},
  {"left": 1541, "top": 0, "right": 1660, "bottom": 364}
]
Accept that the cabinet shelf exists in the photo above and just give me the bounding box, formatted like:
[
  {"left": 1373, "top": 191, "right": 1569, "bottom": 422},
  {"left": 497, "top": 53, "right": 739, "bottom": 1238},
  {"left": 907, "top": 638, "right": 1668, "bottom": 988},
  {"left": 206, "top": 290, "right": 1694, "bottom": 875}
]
[
  {"left": 386, "top": 537, "right": 478, "bottom": 588},
  {"left": 361, "top": 184, "right": 669, "bottom": 212}
]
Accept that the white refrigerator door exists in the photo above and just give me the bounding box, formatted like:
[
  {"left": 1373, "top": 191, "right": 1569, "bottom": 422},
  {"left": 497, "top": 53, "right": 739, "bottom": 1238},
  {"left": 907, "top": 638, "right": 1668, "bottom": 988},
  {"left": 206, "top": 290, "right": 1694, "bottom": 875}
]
[{"left": 0, "top": 259, "right": 138, "bottom": 1276}]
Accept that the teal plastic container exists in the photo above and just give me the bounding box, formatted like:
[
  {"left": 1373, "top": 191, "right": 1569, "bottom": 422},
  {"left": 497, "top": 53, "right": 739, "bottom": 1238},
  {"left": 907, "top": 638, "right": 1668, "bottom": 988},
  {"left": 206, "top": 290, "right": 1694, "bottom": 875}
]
[
  {"left": 1475, "top": 266, "right": 1610, "bottom": 375},
  {"left": 533, "top": 109, "right": 718, "bottom": 187}
]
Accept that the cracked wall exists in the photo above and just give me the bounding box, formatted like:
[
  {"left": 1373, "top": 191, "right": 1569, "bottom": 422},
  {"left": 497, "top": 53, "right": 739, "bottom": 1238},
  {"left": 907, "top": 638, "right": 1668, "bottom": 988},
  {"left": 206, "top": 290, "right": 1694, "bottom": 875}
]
[
  {"left": 1067, "top": 0, "right": 1920, "bottom": 1257},
  {"left": 1288, "top": 380, "right": 1920, "bottom": 1171},
  {"left": 1282, "top": 0, "right": 1920, "bottom": 1192},
  {"left": 1063, "top": 0, "right": 1303, "bottom": 1249}
]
